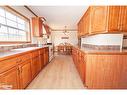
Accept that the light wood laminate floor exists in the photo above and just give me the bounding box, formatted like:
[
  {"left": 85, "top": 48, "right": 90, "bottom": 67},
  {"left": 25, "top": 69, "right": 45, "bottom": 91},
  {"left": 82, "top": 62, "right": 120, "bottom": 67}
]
[{"left": 27, "top": 55, "right": 84, "bottom": 89}]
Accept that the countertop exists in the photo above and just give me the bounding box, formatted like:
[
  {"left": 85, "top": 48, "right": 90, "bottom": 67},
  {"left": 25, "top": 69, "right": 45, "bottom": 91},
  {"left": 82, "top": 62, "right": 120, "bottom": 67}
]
[
  {"left": 0, "top": 46, "right": 48, "bottom": 61},
  {"left": 73, "top": 46, "right": 127, "bottom": 55}
]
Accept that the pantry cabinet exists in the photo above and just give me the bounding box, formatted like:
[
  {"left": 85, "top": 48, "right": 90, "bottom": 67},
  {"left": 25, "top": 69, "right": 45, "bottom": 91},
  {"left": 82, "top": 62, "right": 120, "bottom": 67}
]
[
  {"left": 32, "top": 17, "right": 43, "bottom": 37},
  {"left": 77, "top": 6, "right": 127, "bottom": 37}
]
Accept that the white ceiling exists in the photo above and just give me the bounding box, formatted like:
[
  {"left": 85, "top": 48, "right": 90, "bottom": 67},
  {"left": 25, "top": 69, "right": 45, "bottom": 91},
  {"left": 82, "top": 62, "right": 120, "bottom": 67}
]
[{"left": 29, "top": 6, "right": 88, "bottom": 30}]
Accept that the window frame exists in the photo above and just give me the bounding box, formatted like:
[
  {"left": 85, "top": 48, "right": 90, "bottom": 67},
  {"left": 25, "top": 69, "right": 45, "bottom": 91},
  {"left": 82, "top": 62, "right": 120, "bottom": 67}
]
[{"left": 0, "top": 6, "right": 31, "bottom": 44}]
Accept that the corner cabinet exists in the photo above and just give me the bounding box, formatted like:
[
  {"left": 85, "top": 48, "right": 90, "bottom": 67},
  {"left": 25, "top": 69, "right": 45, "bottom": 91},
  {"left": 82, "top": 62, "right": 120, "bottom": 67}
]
[
  {"left": 77, "top": 6, "right": 127, "bottom": 37},
  {"left": 32, "top": 17, "right": 43, "bottom": 37}
]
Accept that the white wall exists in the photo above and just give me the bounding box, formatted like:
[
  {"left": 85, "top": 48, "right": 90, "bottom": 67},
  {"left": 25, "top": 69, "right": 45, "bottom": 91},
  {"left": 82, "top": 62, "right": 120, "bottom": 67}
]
[
  {"left": 52, "top": 31, "right": 78, "bottom": 46},
  {"left": 81, "top": 34, "right": 123, "bottom": 46}
]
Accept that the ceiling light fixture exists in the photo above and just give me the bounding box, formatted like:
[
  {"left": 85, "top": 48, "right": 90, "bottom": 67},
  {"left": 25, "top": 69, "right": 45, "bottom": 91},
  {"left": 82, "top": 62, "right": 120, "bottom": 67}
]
[{"left": 63, "top": 26, "right": 69, "bottom": 35}]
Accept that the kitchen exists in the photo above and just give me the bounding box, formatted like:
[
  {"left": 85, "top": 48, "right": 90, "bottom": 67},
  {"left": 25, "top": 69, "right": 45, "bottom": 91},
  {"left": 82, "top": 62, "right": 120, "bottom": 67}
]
[{"left": 0, "top": 4, "right": 127, "bottom": 91}]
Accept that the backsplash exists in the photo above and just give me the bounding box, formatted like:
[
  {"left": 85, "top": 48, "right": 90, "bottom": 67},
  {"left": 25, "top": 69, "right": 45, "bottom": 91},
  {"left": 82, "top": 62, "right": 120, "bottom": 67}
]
[
  {"left": 0, "top": 44, "right": 38, "bottom": 52},
  {"left": 82, "top": 44, "right": 120, "bottom": 50}
]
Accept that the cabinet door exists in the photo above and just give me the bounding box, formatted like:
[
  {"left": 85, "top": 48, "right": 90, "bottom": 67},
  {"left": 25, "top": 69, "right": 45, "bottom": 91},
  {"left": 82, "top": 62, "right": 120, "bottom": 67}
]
[
  {"left": 80, "top": 19, "right": 84, "bottom": 36},
  {"left": 78, "top": 51, "right": 81, "bottom": 74},
  {"left": 46, "top": 49, "right": 49, "bottom": 64},
  {"left": 31, "top": 56, "right": 40, "bottom": 79},
  {"left": 77, "top": 21, "right": 82, "bottom": 38},
  {"left": 40, "top": 54, "right": 44, "bottom": 69},
  {"left": 37, "top": 56, "right": 42, "bottom": 73},
  {"left": 31, "top": 57, "right": 38, "bottom": 78},
  {"left": 108, "top": 6, "right": 120, "bottom": 32},
  {"left": 39, "top": 18, "right": 43, "bottom": 36},
  {"left": 91, "top": 6, "right": 108, "bottom": 34},
  {"left": 82, "top": 9, "right": 90, "bottom": 35},
  {"left": 44, "top": 48, "right": 49, "bottom": 66},
  {"left": 80, "top": 53, "right": 86, "bottom": 84},
  {"left": 119, "top": 6, "right": 127, "bottom": 32},
  {"left": 32, "top": 17, "right": 43, "bottom": 37},
  {"left": 0, "top": 67, "right": 19, "bottom": 89},
  {"left": 19, "top": 60, "right": 32, "bottom": 89}
]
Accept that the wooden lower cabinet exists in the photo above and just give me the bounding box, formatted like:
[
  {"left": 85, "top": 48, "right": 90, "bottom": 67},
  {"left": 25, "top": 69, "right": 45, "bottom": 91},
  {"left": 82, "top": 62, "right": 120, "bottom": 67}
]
[
  {"left": 36, "top": 56, "right": 41, "bottom": 73},
  {"left": 31, "top": 56, "right": 40, "bottom": 79},
  {"left": 31, "top": 50, "right": 42, "bottom": 79},
  {"left": 39, "top": 53, "right": 44, "bottom": 69},
  {"left": 19, "top": 60, "right": 32, "bottom": 89},
  {"left": 0, "top": 66, "right": 19, "bottom": 89},
  {"left": 72, "top": 47, "right": 86, "bottom": 85},
  {"left": 86, "top": 54, "right": 127, "bottom": 89},
  {"left": 44, "top": 47, "right": 49, "bottom": 66},
  {"left": 0, "top": 47, "right": 49, "bottom": 89},
  {"left": 73, "top": 46, "right": 127, "bottom": 89}
]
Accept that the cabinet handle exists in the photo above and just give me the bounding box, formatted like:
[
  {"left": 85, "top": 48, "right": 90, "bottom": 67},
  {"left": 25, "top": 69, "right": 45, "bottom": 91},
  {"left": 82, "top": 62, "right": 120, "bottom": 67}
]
[
  {"left": 0, "top": 83, "right": 12, "bottom": 89},
  {"left": 17, "top": 67, "right": 22, "bottom": 74}
]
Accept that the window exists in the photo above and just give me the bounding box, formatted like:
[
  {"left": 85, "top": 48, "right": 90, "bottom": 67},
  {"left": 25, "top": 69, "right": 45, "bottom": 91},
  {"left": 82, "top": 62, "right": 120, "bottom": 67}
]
[{"left": 0, "top": 7, "right": 30, "bottom": 42}]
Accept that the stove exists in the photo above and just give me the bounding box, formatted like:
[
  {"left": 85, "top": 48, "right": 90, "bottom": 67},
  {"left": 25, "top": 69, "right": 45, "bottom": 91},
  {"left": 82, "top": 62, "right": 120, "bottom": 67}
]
[{"left": 48, "top": 45, "right": 54, "bottom": 62}]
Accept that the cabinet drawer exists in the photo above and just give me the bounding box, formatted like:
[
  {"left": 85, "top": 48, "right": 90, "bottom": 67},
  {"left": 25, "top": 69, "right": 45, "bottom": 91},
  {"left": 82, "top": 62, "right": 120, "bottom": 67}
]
[
  {"left": 32, "top": 50, "right": 39, "bottom": 58},
  {"left": 0, "top": 58, "right": 18, "bottom": 73},
  {"left": 18, "top": 53, "right": 32, "bottom": 64}
]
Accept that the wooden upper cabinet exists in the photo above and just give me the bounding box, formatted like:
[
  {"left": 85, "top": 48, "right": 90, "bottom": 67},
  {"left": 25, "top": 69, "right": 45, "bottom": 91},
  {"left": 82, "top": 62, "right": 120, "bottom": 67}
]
[
  {"left": 77, "top": 21, "right": 82, "bottom": 38},
  {"left": 83, "top": 9, "right": 90, "bottom": 35},
  {"left": 32, "top": 17, "right": 43, "bottom": 37},
  {"left": 108, "top": 6, "right": 120, "bottom": 32},
  {"left": 119, "top": 6, "right": 127, "bottom": 32},
  {"left": 90, "top": 6, "right": 108, "bottom": 34},
  {"left": 107, "top": 6, "right": 127, "bottom": 32},
  {"left": 0, "top": 66, "right": 19, "bottom": 89},
  {"left": 77, "top": 6, "right": 127, "bottom": 37}
]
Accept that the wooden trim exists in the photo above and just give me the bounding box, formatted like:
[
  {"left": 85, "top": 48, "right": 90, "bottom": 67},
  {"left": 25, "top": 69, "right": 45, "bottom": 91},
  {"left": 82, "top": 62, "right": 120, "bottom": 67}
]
[
  {"left": 0, "top": 41, "right": 31, "bottom": 44},
  {"left": 5, "top": 6, "right": 30, "bottom": 21},
  {"left": 40, "top": 17, "right": 46, "bottom": 21},
  {"left": 24, "top": 6, "right": 38, "bottom": 17},
  {"left": 0, "top": 6, "right": 31, "bottom": 44},
  {"left": 52, "top": 29, "right": 77, "bottom": 31}
]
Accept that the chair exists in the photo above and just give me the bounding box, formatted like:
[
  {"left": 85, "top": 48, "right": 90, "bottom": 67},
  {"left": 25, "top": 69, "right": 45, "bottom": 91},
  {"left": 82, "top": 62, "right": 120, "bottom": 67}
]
[{"left": 58, "top": 45, "right": 65, "bottom": 55}]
